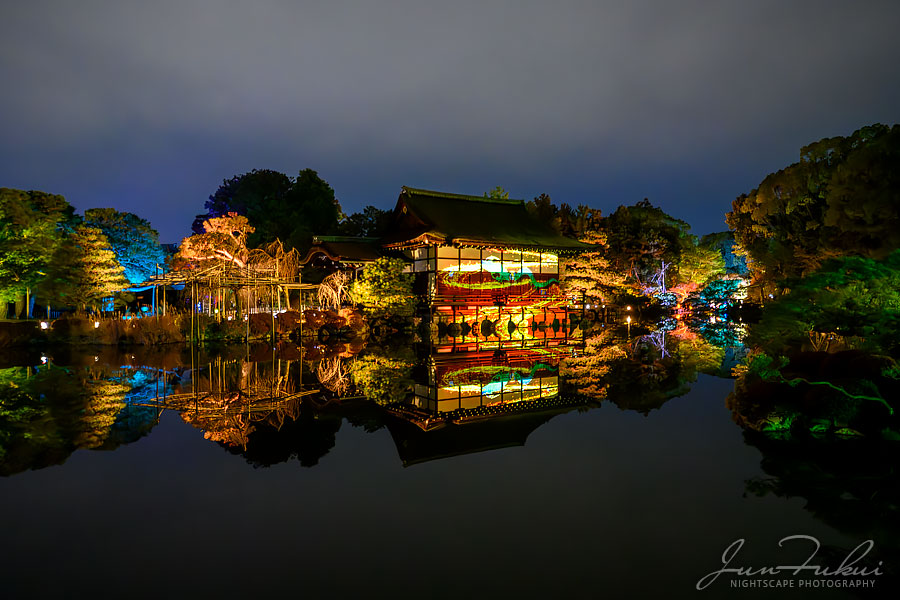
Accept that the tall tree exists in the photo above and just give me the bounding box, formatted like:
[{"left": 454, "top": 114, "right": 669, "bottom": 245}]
[
  {"left": 51, "top": 226, "right": 129, "bottom": 312},
  {"left": 338, "top": 206, "right": 392, "bottom": 237},
  {"left": 0, "top": 188, "right": 75, "bottom": 316},
  {"left": 672, "top": 243, "right": 725, "bottom": 288},
  {"left": 560, "top": 229, "right": 625, "bottom": 300},
  {"left": 602, "top": 199, "right": 695, "bottom": 287},
  {"left": 195, "top": 168, "right": 343, "bottom": 252},
  {"left": 83, "top": 208, "right": 166, "bottom": 284},
  {"left": 727, "top": 123, "right": 900, "bottom": 292}
]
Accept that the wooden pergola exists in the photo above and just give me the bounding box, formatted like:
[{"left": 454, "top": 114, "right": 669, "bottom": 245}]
[{"left": 142, "top": 262, "right": 317, "bottom": 335}]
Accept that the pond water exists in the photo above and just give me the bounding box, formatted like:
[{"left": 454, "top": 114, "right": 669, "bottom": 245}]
[{"left": 0, "top": 332, "right": 896, "bottom": 598}]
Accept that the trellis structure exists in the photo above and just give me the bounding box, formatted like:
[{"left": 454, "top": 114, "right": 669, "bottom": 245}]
[{"left": 142, "top": 262, "right": 317, "bottom": 338}]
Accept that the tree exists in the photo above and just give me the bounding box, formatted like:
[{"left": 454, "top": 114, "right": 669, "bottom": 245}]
[
  {"left": 726, "top": 124, "right": 900, "bottom": 292},
  {"left": 338, "top": 206, "right": 392, "bottom": 237},
  {"left": 560, "top": 229, "right": 625, "bottom": 300},
  {"left": 0, "top": 188, "right": 75, "bottom": 316},
  {"left": 51, "top": 225, "right": 129, "bottom": 312},
  {"left": 602, "top": 199, "right": 696, "bottom": 287},
  {"left": 673, "top": 242, "right": 725, "bottom": 288},
  {"left": 560, "top": 329, "right": 628, "bottom": 400},
  {"left": 83, "top": 208, "right": 166, "bottom": 284},
  {"left": 749, "top": 249, "right": 900, "bottom": 357},
  {"left": 524, "top": 194, "right": 604, "bottom": 238},
  {"left": 348, "top": 257, "right": 416, "bottom": 316},
  {"left": 347, "top": 353, "right": 414, "bottom": 405},
  {"left": 175, "top": 213, "right": 254, "bottom": 270},
  {"left": 195, "top": 168, "right": 343, "bottom": 252},
  {"left": 484, "top": 186, "right": 510, "bottom": 200},
  {"left": 699, "top": 231, "right": 748, "bottom": 275}
]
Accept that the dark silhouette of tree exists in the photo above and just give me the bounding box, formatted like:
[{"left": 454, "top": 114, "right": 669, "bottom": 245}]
[
  {"left": 338, "top": 205, "right": 392, "bottom": 237},
  {"left": 195, "top": 168, "right": 343, "bottom": 252}
]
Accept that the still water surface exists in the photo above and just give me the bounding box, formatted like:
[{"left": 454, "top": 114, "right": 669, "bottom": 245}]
[{"left": 0, "top": 338, "right": 894, "bottom": 599}]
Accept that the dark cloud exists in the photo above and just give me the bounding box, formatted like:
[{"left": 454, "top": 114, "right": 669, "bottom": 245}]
[{"left": 2, "top": 0, "right": 899, "bottom": 241}]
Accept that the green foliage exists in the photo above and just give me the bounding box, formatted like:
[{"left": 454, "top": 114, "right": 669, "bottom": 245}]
[
  {"left": 0, "top": 188, "right": 75, "bottom": 306},
  {"left": 348, "top": 257, "right": 416, "bottom": 317},
  {"left": 347, "top": 353, "right": 414, "bottom": 405},
  {"left": 525, "top": 194, "right": 604, "bottom": 239},
  {"left": 673, "top": 242, "right": 725, "bottom": 287},
  {"left": 48, "top": 226, "right": 129, "bottom": 311},
  {"left": 83, "top": 208, "right": 166, "bottom": 284},
  {"left": 743, "top": 352, "right": 894, "bottom": 416},
  {"left": 484, "top": 186, "right": 510, "bottom": 200},
  {"left": 602, "top": 199, "right": 696, "bottom": 286},
  {"left": 726, "top": 124, "right": 900, "bottom": 290},
  {"left": 700, "top": 231, "right": 748, "bottom": 275},
  {"left": 750, "top": 250, "right": 900, "bottom": 356},
  {"left": 697, "top": 278, "right": 743, "bottom": 307},
  {"left": 0, "top": 364, "right": 138, "bottom": 476}
]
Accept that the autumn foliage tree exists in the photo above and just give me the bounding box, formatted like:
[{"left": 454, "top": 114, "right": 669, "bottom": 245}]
[{"left": 175, "top": 213, "right": 254, "bottom": 270}]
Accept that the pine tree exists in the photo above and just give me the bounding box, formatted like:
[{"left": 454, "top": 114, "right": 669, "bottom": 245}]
[
  {"left": 61, "top": 226, "right": 129, "bottom": 311},
  {"left": 560, "top": 229, "right": 625, "bottom": 301}
]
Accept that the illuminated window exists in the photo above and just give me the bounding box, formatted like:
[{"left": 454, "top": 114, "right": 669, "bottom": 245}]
[
  {"left": 502, "top": 250, "right": 522, "bottom": 274},
  {"left": 540, "top": 252, "right": 559, "bottom": 275}
]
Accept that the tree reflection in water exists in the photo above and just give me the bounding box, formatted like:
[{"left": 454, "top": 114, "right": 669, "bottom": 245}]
[{"left": 1, "top": 320, "right": 752, "bottom": 474}]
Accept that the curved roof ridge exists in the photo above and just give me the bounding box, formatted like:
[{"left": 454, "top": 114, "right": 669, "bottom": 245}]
[{"left": 401, "top": 186, "right": 522, "bottom": 205}]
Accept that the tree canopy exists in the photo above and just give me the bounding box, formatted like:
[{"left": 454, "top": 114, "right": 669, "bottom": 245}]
[
  {"left": 726, "top": 124, "right": 900, "bottom": 290},
  {"left": 176, "top": 213, "right": 255, "bottom": 270},
  {"left": 560, "top": 229, "right": 625, "bottom": 300},
  {"left": 749, "top": 249, "right": 900, "bottom": 357},
  {"left": 348, "top": 257, "right": 416, "bottom": 317},
  {"left": 49, "top": 225, "right": 129, "bottom": 311},
  {"left": 0, "top": 188, "right": 75, "bottom": 306},
  {"left": 195, "top": 169, "right": 343, "bottom": 253},
  {"left": 83, "top": 208, "right": 166, "bottom": 284},
  {"left": 601, "top": 199, "right": 696, "bottom": 287},
  {"left": 338, "top": 206, "right": 392, "bottom": 237}
]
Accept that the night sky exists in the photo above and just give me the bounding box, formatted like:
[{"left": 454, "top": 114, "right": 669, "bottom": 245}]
[{"left": 2, "top": 1, "right": 899, "bottom": 243}]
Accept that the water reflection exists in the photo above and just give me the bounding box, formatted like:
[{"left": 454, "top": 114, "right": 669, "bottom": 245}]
[
  {"left": 1, "top": 321, "right": 751, "bottom": 474},
  {"left": 3, "top": 320, "right": 898, "bottom": 594}
]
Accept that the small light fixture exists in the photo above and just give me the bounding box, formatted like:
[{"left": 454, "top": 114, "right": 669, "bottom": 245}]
[
  {"left": 626, "top": 305, "right": 632, "bottom": 311},
  {"left": 94, "top": 321, "right": 100, "bottom": 328},
  {"left": 40, "top": 321, "right": 49, "bottom": 330}
]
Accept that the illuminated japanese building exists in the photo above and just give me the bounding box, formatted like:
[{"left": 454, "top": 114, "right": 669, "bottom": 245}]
[{"left": 382, "top": 187, "right": 592, "bottom": 350}]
